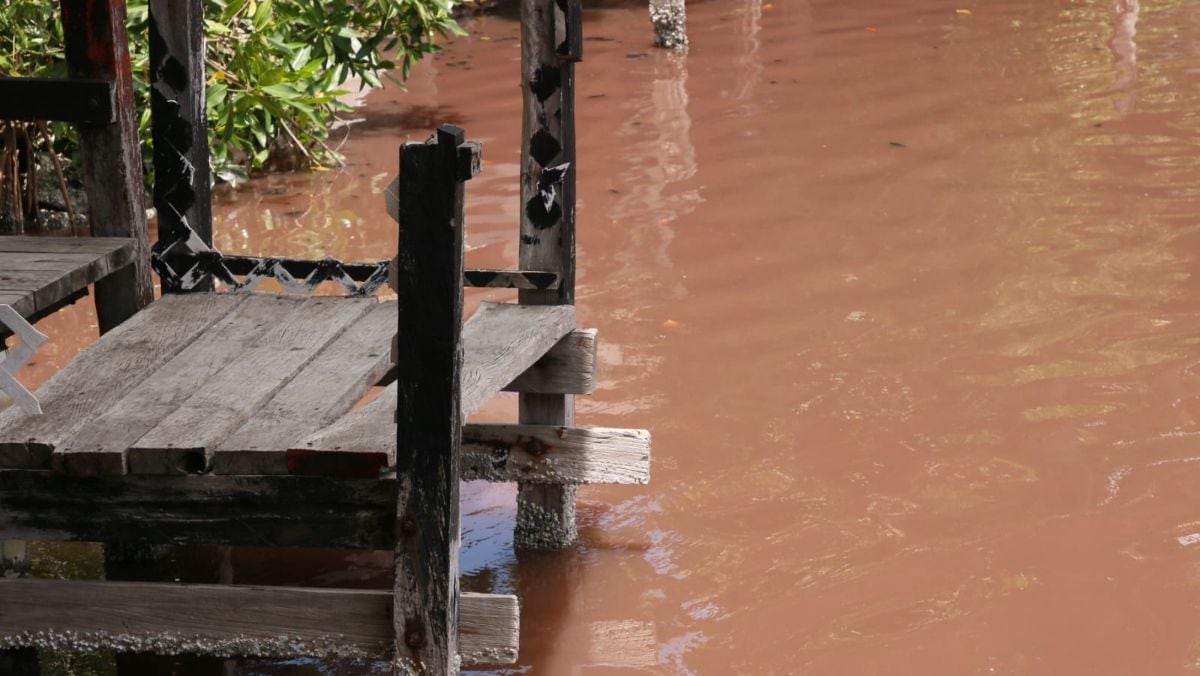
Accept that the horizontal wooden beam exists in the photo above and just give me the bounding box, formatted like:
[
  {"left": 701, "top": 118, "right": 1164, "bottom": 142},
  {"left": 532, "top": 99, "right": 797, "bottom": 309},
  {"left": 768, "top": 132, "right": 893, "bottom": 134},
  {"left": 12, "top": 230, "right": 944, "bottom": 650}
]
[
  {"left": 0, "top": 579, "right": 518, "bottom": 665},
  {"left": 462, "top": 424, "right": 650, "bottom": 484},
  {"left": 464, "top": 269, "right": 560, "bottom": 290},
  {"left": 0, "top": 470, "right": 394, "bottom": 549},
  {"left": 0, "top": 77, "right": 116, "bottom": 123},
  {"left": 286, "top": 423, "right": 650, "bottom": 484},
  {"left": 504, "top": 328, "right": 597, "bottom": 394}
]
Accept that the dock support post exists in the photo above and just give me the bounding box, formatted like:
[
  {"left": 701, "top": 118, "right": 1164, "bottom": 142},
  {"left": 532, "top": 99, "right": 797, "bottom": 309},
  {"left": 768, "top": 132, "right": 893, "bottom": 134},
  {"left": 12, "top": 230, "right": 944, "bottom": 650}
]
[
  {"left": 516, "top": 0, "right": 583, "bottom": 551},
  {"left": 149, "top": 0, "right": 214, "bottom": 293},
  {"left": 0, "top": 541, "right": 37, "bottom": 675},
  {"left": 650, "top": 0, "right": 689, "bottom": 49},
  {"left": 60, "top": 0, "right": 154, "bottom": 332},
  {"left": 392, "top": 126, "right": 476, "bottom": 674}
]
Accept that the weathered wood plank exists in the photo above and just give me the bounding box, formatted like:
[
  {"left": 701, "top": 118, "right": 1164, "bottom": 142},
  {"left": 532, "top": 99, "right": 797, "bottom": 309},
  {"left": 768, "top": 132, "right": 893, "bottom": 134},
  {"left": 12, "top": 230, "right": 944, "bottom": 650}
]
[
  {"left": 0, "top": 238, "right": 135, "bottom": 320},
  {"left": 0, "top": 236, "right": 138, "bottom": 255},
  {"left": 0, "top": 294, "right": 245, "bottom": 470},
  {"left": 504, "top": 328, "right": 596, "bottom": 395},
  {"left": 0, "top": 470, "right": 395, "bottom": 549},
  {"left": 53, "top": 293, "right": 301, "bottom": 476},
  {"left": 0, "top": 77, "right": 115, "bottom": 123},
  {"left": 127, "top": 296, "right": 375, "bottom": 474},
  {"left": 292, "top": 302, "right": 574, "bottom": 465},
  {"left": 212, "top": 301, "right": 397, "bottom": 475},
  {"left": 149, "top": 0, "right": 214, "bottom": 293},
  {"left": 61, "top": 0, "right": 154, "bottom": 331},
  {"left": 462, "top": 424, "right": 650, "bottom": 484},
  {"left": 0, "top": 580, "right": 517, "bottom": 664},
  {"left": 390, "top": 127, "right": 467, "bottom": 675}
]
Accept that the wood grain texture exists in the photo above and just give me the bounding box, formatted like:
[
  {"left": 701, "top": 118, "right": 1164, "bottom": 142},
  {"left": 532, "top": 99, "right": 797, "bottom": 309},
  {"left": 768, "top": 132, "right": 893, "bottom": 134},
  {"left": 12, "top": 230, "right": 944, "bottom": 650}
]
[
  {"left": 0, "top": 580, "right": 517, "bottom": 664},
  {"left": 0, "top": 237, "right": 135, "bottom": 320},
  {"left": 391, "top": 129, "right": 465, "bottom": 674},
  {"left": 0, "top": 470, "right": 395, "bottom": 549},
  {"left": 462, "top": 424, "right": 650, "bottom": 484},
  {"left": 504, "top": 328, "right": 596, "bottom": 395},
  {"left": 60, "top": 0, "right": 154, "bottom": 331},
  {"left": 0, "top": 293, "right": 244, "bottom": 470},
  {"left": 293, "top": 302, "right": 574, "bottom": 462},
  {"left": 54, "top": 293, "right": 301, "bottom": 476},
  {"left": 127, "top": 296, "right": 375, "bottom": 475},
  {"left": 212, "top": 301, "right": 397, "bottom": 475}
]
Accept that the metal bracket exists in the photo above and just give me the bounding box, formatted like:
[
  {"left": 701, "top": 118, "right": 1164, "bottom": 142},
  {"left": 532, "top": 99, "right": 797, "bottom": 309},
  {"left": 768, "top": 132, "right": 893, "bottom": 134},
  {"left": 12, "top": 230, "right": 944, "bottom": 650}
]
[{"left": 0, "top": 306, "right": 47, "bottom": 415}]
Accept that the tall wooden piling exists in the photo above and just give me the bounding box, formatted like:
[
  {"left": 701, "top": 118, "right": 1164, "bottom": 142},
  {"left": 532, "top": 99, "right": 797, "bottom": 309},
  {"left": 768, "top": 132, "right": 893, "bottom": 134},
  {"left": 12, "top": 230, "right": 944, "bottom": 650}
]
[
  {"left": 516, "top": 0, "right": 583, "bottom": 550},
  {"left": 392, "top": 126, "right": 475, "bottom": 673},
  {"left": 149, "top": 0, "right": 214, "bottom": 293},
  {"left": 60, "top": 0, "right": 153, "bottom": 332}
]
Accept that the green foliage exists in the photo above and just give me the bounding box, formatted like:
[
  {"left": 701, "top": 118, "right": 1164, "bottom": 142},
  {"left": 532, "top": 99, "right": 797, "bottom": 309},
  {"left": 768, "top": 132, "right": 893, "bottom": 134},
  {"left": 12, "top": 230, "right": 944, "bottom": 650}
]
[{"left": 0, "top": 0, "right": 463, "bottom": 183}]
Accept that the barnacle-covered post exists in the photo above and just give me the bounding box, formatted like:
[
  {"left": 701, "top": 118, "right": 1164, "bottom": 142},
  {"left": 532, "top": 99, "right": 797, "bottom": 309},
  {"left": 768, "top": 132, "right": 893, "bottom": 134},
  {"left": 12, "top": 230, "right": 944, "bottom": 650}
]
[
  {"left": 650, "top": 0, "right": 688, "bottom": 49},
  {"left": 516, "top": 0, "right": 583, "bottom": 550}
]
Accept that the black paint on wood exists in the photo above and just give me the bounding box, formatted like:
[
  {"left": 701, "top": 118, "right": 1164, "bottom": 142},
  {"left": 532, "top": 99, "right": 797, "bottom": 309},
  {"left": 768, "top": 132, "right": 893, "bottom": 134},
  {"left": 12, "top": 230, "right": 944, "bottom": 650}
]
[
  {"left": 0, "top": 470, "right": 396, "bottom": 550},
  {"left": 59, "top": 0, "right": 154, "bottom": 332},
  {"left": 0, "top": 77, "right": 116, "bottom": 123},
  {"left": 149, "top": 0, "right": 213, "bottom": 293},
  {"left": 392, "top": 126, "right": 478, "bottom": 673}
]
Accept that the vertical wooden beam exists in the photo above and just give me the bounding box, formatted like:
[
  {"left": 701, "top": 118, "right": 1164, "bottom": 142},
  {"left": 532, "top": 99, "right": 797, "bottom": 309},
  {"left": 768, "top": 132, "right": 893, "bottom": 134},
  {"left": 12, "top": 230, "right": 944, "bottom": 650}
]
[
  {"left": 60, "top": 0, "right": 154, "bottom": 332},
  {"left": 149, "top": 0, "right": 213, "bottom": 293},
  {"left": 392, "top": 125, "right": 476, "bottom": 674},
  {"left": 516, "top": 0, "right": 583, "bottom": 550}
]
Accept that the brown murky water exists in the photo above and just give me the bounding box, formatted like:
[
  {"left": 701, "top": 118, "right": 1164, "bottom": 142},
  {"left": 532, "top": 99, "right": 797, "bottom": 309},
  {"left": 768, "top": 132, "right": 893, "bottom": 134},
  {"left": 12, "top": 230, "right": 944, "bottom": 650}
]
[{"left": 18, "top": 0, "right": 1200, "bottom": 672}]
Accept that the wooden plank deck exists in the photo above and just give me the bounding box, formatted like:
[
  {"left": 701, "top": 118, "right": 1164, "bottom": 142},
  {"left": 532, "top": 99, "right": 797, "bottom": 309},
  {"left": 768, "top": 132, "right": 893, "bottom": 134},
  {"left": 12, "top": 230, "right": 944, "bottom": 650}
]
[
  {"left": 0, "top": 236, "right": 136, "bottom": 322},
  {"left": 0, "top": 292, "right": 650, "bottom": 484}
]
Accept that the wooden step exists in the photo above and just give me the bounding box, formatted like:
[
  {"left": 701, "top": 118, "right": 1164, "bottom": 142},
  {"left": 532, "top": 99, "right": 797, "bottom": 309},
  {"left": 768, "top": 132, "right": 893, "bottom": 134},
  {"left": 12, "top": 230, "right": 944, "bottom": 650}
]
[{"left": 0, "top": 579, "right": 518, "bottom": 665}]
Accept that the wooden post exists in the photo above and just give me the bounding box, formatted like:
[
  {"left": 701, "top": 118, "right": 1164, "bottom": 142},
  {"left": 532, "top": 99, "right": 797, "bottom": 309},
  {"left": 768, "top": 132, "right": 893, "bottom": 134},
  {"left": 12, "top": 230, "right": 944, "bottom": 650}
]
[
  {"left": 392, "top": 125, "right": 476, "bottom": 674},
  {"left": 149, "top": 0, "right": 213, "bottom": 293},
  {"left": 515, "top": 0, "right": 583, "bottom": 550},
  {"left": 650, "top": 0, "right": 688, "bottom": 49},
  {"left": 60, "top": 0, "right": 154, "bottom": 332}
]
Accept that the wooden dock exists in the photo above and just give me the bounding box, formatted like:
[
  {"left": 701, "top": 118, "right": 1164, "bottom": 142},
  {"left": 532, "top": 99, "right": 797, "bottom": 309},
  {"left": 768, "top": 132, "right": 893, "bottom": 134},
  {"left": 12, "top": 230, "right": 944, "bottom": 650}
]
[{"left": 0, "top": 0, "right": 643, "bottom": 674}]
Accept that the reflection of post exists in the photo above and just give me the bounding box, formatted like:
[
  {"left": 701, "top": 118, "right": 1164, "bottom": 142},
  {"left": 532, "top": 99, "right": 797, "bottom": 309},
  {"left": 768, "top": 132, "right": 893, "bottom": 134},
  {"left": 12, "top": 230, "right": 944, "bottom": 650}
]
[
  {"left": 736, "top": 0, "right": 764, "bottom": 102},
  {"left": 609, "top": 51, "right": 699, "bottom": 299},
  {"left": 1109, "top": 0, "right": 1139, "bottom": 115},
  {"left": 650, "top": 0, "right": 688, "bottom": 49}
]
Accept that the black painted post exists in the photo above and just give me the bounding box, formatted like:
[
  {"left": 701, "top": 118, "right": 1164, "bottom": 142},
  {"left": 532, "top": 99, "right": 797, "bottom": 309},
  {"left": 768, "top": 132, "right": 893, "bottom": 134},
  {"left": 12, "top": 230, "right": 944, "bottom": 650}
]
[
  {"left": 515, "top": 0, "right": 583, "bottom": 550},
  {"left": 392, "top": 125, "right": 479, "bottom": 674},
  {"left": 149, "top": 0, "right": 213, "bottom": 293},
  {"left": 60, "top": 0, "right": 154, "bottom": 332}
]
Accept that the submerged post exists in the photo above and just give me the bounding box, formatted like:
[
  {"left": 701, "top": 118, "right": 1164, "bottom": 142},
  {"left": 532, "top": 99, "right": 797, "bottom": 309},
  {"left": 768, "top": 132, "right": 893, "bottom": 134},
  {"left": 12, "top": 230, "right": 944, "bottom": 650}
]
[
  {"left": 59, "top": 0, "right": 153, "bottom": 332},
  {"left": 392, "top": 125, "right": 478, "bottom": 674},
  {"left": 516, "top": 0, "right": 583, "bottom": 550},
  {"left": 650, "top": 0, "right": 689, "bottom": 49}
]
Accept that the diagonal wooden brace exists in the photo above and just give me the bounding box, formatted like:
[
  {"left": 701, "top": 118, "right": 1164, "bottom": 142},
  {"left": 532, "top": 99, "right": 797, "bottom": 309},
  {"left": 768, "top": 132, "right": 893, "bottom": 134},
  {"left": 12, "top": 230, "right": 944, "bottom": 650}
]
[{"left": 0, "top": 306, "right": 47, "bottom": 415}]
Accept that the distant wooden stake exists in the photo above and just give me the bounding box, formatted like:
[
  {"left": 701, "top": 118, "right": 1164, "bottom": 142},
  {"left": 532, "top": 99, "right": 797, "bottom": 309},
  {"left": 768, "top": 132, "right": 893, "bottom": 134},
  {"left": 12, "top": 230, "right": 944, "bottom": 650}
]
[
  {"left": 60, "top": 0, "right": 153, "bottom": 332},
  {"left": 392, "top": 126, "right": 477, "bottom": 674}
]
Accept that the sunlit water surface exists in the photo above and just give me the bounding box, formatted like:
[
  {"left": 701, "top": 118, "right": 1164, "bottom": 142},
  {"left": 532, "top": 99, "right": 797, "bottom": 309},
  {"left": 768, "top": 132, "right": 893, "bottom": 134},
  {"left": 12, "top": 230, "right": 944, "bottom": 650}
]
[{"left": 17, "top": 0, "right": 1200, "bottom": 672}]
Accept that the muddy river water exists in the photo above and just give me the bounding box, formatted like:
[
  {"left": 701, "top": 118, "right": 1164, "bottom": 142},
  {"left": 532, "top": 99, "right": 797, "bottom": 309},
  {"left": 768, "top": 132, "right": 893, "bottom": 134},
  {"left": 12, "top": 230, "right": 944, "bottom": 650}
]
[{"left": 18, "top": 0, "right": 1200, "bottom": 672}]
